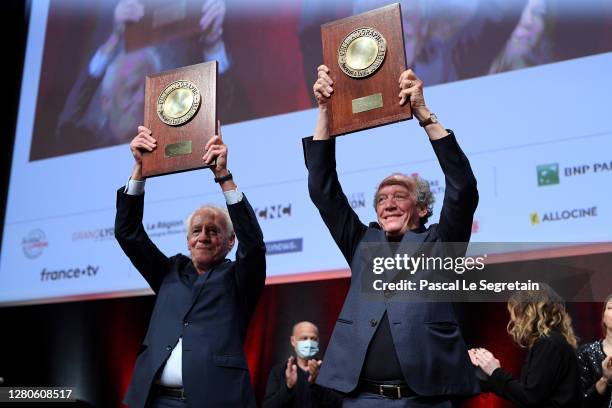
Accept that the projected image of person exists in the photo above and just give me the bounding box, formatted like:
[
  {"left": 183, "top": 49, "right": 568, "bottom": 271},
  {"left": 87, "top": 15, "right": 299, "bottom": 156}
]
[
  {"left": 303, "top": 65, "right": 479, "bottom": 406},
  {"left": 299, "top": 0, "right": 526, "bottom": 91},
  {"left": 577, "top": 294, "right": 612, "bottom": 408},
  {"left": 115, "top": 124, "right": 265, "bottom": 407},
  {"left": 489, "top": 0, "right": 552, "bottom": 74},
  {"left": 55, "top": 0, "right": 234, "bottom": 153},
  {"left": 264, "top": 321, "right": 343, "bottom": 408},
  {"left": 352, "top": 0, "right": 479, "bottom": 86},
  {"left": 469, "top": 286, "right": 581, "bottom": 408}
]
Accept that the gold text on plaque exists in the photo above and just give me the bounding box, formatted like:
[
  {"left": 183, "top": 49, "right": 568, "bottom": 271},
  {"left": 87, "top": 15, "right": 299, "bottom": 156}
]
[
  {"left": 338, "top": 27, "right": 387, "bottom": 78},
  {"left": 157, "top": 80, "right": 201, "bottom": 126}
]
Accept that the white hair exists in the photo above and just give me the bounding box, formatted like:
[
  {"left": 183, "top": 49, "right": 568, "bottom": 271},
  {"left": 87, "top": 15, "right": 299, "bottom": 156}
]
[{"left": 185, "top": 205, "right": 234, "bottom": 238}]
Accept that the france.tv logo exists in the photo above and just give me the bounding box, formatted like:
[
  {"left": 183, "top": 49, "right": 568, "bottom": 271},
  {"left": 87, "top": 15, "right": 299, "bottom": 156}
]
[{"left": 536, "top": 163, "right": 559, "bottom": 186}]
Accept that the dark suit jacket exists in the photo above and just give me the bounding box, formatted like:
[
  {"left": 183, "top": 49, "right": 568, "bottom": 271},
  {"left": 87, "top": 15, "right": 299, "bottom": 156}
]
[
  {"left": 263, "top": 361, "right": 343, "bottom": 407},
  {"left": 303, "top": 131, "right": 480, "bottom": 396},
  {"left": 115, "top": 189, "right": 266, "bottom": 408}
]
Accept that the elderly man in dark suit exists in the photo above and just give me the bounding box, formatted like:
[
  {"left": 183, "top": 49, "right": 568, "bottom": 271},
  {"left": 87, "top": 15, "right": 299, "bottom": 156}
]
[
  {"left": 303, "top": 65, "right": 479, "bottom": 407},
  {"left": 115, "top": 124, "right": 265, "bottom": 407}
]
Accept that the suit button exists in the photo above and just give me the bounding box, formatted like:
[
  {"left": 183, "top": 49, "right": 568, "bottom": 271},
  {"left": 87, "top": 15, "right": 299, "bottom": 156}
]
[
  {"left": 370, "top": 319, "right": 378, "bottom": 327},
  {"left": 166, "top": 346, "right": 172, "bottom": 351},
  {"left": 183, "top": 321, "right": 189, "bottom": 327}
]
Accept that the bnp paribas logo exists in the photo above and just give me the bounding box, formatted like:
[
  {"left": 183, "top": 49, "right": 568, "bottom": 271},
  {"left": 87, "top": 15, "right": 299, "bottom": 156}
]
[{"left": 536, "top": 163, "right": 560, "bottom": 186}]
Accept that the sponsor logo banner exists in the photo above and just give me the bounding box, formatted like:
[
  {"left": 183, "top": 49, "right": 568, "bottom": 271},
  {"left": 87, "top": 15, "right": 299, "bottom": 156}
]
[
  {"left": 22, "top": 229, "right": 48, "bottom": 259},
  {"left": 530, "top": 206, "right": 598, "bottom": 225},
  {"left": 266, "top": 238, "right": 303, "bottom": 255}
]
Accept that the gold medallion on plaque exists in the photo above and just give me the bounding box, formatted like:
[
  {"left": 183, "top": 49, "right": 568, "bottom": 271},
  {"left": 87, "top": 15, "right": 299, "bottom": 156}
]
[
  {"left": 338, "top": 27, "right": 387, "bottom": 78},
  {"left": 157, "top": 80, "right": 201, "bottom": 126}
]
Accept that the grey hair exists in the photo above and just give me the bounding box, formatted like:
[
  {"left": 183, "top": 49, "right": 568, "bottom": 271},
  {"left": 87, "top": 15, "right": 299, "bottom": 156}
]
[
  {"left": 374, "top": 173, "right": 435, "bottom": 226},
  {"left": 185, "top": 205, "right": 234, "bottom": 238}
]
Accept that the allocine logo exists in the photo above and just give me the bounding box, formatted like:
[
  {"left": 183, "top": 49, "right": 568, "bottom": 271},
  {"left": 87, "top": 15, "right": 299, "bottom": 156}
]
[
  {"left": 537, "top": 160, "right": 611, "bottom": 186},
  {"left": 22, "top": 229, "right": 48, "bottom": 259},
  {"left": 536, "top": 163, "right": 560, "bottom": 186},
  {"left": 530, "top": 206, "right": 598, "bottom": 225}
]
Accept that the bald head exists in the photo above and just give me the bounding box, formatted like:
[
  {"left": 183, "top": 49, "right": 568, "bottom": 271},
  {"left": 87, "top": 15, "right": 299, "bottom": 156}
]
[{"left": 292, "top": 321, "right": 319, "bottom": 337}]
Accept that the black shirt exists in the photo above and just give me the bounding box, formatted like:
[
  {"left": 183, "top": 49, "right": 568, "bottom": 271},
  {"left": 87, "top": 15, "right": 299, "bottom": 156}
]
[
  {"left": 360, "top": 228, "right": 425, "bottom": 382},
  {"left": 483, "top": 330, "right": 581, "bottom": 408},
  {"left": 263, "top": 361, "right": 343, "bottom": 408},
  {"left": 577, "top": 340, "right": 612, "bottom": 408}
]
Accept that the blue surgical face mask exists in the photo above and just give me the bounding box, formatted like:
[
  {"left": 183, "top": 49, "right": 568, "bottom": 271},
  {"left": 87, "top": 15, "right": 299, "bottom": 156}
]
[{"left": 296, "top": 339, "right": 319, "bottom": 359}]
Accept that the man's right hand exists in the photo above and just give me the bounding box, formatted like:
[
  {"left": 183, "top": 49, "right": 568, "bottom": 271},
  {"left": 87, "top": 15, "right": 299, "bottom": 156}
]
[
  {"left": 312, "top": 65, "right": 334, "bottom": 140},
  {"left": 130, "top": 126, "right": 156, "bottom": 180},
  {"left": 285, "top": 356, "right": 298, "bottom": 389},
  {"left": 313, "top": 65, "right": 334, "bottom": 109}
]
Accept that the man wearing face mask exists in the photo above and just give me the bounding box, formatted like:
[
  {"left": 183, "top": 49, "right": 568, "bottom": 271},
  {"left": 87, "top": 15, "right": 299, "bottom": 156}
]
[{"left": 263, "top": 321, "right": 343, "bottom": 407}]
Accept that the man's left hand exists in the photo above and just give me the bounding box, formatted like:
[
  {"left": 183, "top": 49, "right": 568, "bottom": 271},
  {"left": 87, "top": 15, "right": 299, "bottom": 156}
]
[
  {"left": 398, "top": 69, "right": 429, "bottom": 121},
  {"left": 306, "top": 359, "right": 323, "bottom": 384},
  {"left": 202, "top": 121, "right": 228, "bottom": 177}
]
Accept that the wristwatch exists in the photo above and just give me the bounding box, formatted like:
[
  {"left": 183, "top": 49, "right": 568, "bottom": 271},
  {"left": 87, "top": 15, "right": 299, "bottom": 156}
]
[
  {"left": 214, "top": 171, "right": 233, "bottom": 184},
  {"left": 418, "top": 113, "right": 438, "bottom": 128}
]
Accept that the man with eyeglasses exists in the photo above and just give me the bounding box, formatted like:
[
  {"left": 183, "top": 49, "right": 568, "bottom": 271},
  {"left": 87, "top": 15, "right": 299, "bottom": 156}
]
[{"left": 302, "top": 66, "right": 479, "bottom": 407}]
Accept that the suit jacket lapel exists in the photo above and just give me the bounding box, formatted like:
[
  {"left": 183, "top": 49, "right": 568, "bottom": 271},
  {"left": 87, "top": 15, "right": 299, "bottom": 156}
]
[
  {"left": 386, "top": 228, "right": 431, "bottom": 284},
  {"left": 182, "top": 261, "right": 217, "bottom": 319}
]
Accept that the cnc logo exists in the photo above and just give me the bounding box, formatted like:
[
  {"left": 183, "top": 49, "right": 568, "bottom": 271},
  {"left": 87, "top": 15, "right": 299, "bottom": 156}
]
[
  {"left": 536, "top": 163, "right": 560, "bottom": 186},
  {"left": 22, "top": 229, "right": 48, "bottom": 259},
  {"left": 530, "top": 206, "right": 598, "bottom": 225},
  {"left": 254, "top": 204, "right": 291, "bottom": 220}
]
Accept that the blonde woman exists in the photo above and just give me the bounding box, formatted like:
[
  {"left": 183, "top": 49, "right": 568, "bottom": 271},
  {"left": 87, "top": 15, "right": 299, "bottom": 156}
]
[{"left": 469, "top": 286, "right": 581, "bottom": 407}]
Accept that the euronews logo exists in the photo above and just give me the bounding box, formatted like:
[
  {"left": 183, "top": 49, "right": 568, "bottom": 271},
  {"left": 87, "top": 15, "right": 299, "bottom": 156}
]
[{"left": 536, "top": 163, "right": 559, "bottom": 186}]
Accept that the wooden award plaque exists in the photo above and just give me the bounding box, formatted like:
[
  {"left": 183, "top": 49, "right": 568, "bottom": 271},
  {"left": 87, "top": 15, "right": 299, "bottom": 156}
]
[
  {"left": 321, "top": 3, "right": 411, "bottom": 136},
  {"left": 125, "top": 0, "right": 202, "bottom": 52},
  {"left": 141, "top": 61, "right": 217, "bottom": 178}
]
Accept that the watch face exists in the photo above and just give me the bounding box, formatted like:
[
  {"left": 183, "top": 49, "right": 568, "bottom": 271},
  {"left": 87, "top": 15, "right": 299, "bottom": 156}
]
[{"left": 430, "top": 113, "right": 438, "bottom": 123}]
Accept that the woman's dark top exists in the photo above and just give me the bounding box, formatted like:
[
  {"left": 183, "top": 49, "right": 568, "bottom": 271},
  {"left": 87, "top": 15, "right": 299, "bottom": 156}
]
[
  {"left": 577, "top": 340, "right": 612, "bottom": 408},
  {"left": 483, "top": 330, "right": 581, "bottom": 407}
]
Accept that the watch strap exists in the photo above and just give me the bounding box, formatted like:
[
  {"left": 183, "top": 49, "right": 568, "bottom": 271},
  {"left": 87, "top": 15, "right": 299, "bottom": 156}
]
[{"left": 214, "top": 172, "right": 233, "bottom": 184}]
